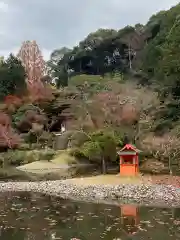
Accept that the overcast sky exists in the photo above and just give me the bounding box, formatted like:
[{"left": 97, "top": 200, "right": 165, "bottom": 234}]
[{"left": 0, "top": 0, "right": 179, "bottom": 60}]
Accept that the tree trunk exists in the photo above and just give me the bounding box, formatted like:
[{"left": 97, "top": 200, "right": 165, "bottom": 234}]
[
  {"left": 102, "top": 157, "right": 107, "bottom": 174},
  {"left": 128, "top": 43, "right": 132, "bottom": 69},
  {"left": 2, "top": 159, "right": 4, "bottom": 169},
  {"left": 169, "top": 157, "right": 172, "bottom": 175},
  {"left": 36, "top": 135, "right": 39, "bottom": 145}
]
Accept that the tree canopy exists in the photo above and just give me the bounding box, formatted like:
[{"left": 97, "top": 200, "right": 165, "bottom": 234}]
[
  {"left": 0, "top": 54, "right": 26, "bottom": 100},
  {"left": 48, "top": 26, "right": 154, "bottom": 87},
  {"left": 46, "top": 3, "right": 180, "bottom": 98}
]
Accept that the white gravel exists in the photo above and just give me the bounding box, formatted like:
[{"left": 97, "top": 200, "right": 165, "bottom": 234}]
[{"left": 0, "top": 180, "right": 180, "bottom": 207}]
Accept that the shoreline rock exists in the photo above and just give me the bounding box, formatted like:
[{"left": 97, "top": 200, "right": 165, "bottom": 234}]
[{"left": 0, "top": 180, "right": 180, "bottom": 207}]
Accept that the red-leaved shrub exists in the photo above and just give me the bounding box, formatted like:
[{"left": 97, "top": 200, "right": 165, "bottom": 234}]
[
  {"left": 4, "top": 95, "right": 22, "bottom": 107},
  {"left": 0, "top": 112, "right": 22, "bottom": 149},
  {"left": 28, "top": 81, "right": 54, "bottom": 103}
]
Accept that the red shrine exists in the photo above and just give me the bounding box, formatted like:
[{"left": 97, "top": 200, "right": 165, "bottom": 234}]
[{"left": 117, "top": 144, "right": 140, "bottom": 176}]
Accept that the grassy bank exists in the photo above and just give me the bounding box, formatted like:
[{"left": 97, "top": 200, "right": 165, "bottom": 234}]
[{"left": 65, "top": 174, "right": 145, "bottom": 186}]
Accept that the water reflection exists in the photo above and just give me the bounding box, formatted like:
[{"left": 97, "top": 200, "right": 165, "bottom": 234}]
[
  {"left": 120, "top": 205, "right": 139, "bottom": 236},
  {"left": 0, "top": 192, "right": 179, "bottom": 239}
]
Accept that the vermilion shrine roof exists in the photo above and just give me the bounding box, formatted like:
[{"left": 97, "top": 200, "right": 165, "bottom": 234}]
[{"left": 117, "top": 144, "right": 141, "bottom": 155}]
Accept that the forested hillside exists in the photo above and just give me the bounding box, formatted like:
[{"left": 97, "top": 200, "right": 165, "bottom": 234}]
[
  {"left": 0, "top": 3, "right": 180, "bottom": 174},
  {"left": 47, "top": 2, "right": 180, "bottom": 173},
  {"left": 48, "top": 3, "right": 180, "bottom": 93},
  {"left": 48, "top": 3, "right": 180, "bottom": 132}
]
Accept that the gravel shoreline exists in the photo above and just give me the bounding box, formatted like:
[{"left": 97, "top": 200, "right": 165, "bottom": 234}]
[{"left": 0, "top": 180, "right": 180, "bottom": 207}]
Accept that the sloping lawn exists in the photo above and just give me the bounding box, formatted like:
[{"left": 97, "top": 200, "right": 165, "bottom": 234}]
[{"left": 65, "top": 174, "right": 145, "bottom": 186}]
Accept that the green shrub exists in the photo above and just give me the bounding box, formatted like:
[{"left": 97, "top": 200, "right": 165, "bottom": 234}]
[
  {"left": 68, "top": 131, "right": 90, "bottom": 148},
  {"left": 18, "top": 143, "right": 31, "bottom": 151},
  {"left": 39, "top": 131, "right": 54, "bottom": 148},
  {"left": 40, "top": 148, "right": 55, "bottom": 161},
  {"left": 81, "top": 130, "right": 117, "bottom": 164},
  {"left": 51, "top": 150, "right": 77, "bottom": 165},
  {"left": 70, "top": 148, "right": 86, "bottom": 159},
  {"left": 25, "top": 149, "right": 55, "bottom": 163},
  {"left": 0, "top": 167, "right": 33, "bottom": 181},
  {"left": 1, "top": 150, "right": 25, "bottom": 166},
  {"left": 0, "top": 149, "right": 56, "bottom": 167}
]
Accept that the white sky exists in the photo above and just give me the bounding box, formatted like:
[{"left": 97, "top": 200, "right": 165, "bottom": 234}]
[{"left": 0, "top": 0, "right": 179, "bottom": 60}]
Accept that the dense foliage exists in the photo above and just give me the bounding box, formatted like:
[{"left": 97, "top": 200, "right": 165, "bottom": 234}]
[
  {"left": 0, "top": 54, "right": 26, "bottom": 100},
  {"left": 47, "top": 26, "right": 152, "bottom": 87},
  {"left": 81, "top": 131, "right": 118, "bottom": 173},
  {"left": 1, "top": 3, "right": 180, "bottom": 174},
  {"left": 48, "top": 3, "right": 180, "bottom": 102}
]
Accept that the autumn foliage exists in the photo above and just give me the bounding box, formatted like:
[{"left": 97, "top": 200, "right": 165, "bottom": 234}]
[
  {"left": 91, "top": 91, "right": 139, "bottom": 127},
  {"left": 4, "top": 95, "right": 22, "bottom": 106},
  {"left": 17, "top": 40, "right": 53, "bottom": 103},
  {"left": 4, "top": 95, "right": 23, "bottom": 114},
  {"left": 0, "top": 112, "right": 21, "bottom": 149},
  {"left": 28, "top": 81, "right": 54, "bottom": 103},
  {"left": 91, "top": 92, "right": 122, "bottom": 127},
  {"left": 16, "top": 109, "right": 47, "bottom": 133},
  {"left": 17, "top": 40, "right": 45, "bottom": 84}
]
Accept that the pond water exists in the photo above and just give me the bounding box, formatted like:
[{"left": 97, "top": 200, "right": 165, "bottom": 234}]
[{"left": 0, "top": 192, "right": 180, "bottom": 240}]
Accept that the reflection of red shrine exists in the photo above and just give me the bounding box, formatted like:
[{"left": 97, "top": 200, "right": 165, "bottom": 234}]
[
  {"left": 118, "top": 144, "right": 140, "bottom": 176},
  {"left": 120, "top": 205, "right": 139, "bottom": 235}
]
